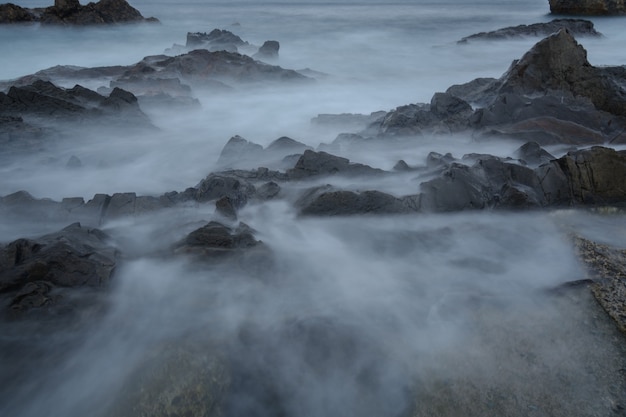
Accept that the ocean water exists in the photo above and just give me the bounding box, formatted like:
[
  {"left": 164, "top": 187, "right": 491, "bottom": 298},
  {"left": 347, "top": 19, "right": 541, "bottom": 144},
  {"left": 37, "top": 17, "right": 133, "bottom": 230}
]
[{"left": 1, "top": 2, "right": 626, "bottom": 417}]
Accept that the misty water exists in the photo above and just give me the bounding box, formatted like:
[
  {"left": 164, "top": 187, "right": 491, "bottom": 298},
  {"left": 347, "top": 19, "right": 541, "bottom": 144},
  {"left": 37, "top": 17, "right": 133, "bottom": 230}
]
[{"left": 1, "top": 1, "right": 626, "bottom": 416}]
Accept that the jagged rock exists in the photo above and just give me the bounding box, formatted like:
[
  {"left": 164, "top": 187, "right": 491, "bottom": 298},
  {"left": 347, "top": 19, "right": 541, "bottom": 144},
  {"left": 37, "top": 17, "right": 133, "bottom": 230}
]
[
  {"left": 549, "top": 0, "right": 626, "bottom": 15},
  {"left": 0, "top": 80, "right": 153, "bottom": 132},
  {"left": 287, "top": 150, "right": 385, "bottom": 179},
  {"left": 39, "top": 0, "right": 159, "bottom": 25},
  {"left": 0, "top": 4, "right": 37, "bottom": 23},
  {"left": 215, "top": 196, "right": 238, "bottom": 220},
  {"left": 194, "top": 174, "right": 256, "bottom": 208},
  {"left": 553, "top": 146, "right": 626, "bottom": 205},
  {"left": 458, "top": 19, "right": 601, "bottom": 43},
  {"left": 0, "top": 222, "right": 118, "bottom": 315},
  {"left": 253, "top": 40, "right": 279, "bottom": 60},
  {"left": 173, "top": 222, "right": 270, "bottom": 271},
  {"left": 514, "top": 141, "right": 555, "bottom": 166},
  {"left": 376, "top": 92, "right": 473, "bottom": 136},
  {"left": 216, "top": 135, "right": 264, "bottom": 168},
  {"left": 186, "top": 29, "right": 247, "bottom": 52}
]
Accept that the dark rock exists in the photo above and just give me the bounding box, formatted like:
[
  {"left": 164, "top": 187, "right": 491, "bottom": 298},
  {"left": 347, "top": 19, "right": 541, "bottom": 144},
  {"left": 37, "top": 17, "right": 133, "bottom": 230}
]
[
  {"left": 216, "top": 135, "right": 264, "bottom": 168},
  {"left": 287, "top": 150, "right": 385, "bottom": 179},
  {"left": 194, "top": 174, "right": 256, "bottom": 208},
  {"left": 420, "top": 163, "right": 491, "bottom": 212},
  {"left": 0, "top": 4, "right": 37, "bottom": 23},
  {"left": 514, "top": 141, "right": 555, "bottom": 166},
  {"left": 549, "top": 0, "right": 626, "bottom": 15},
  {"left": 498, "top": 29, "right": 626, "bottom": 118},
  {"left": 446, "top": 77, "right": 498, "bottom": 107},
  {"left": 0, "top": 80, "right": 153, "bottom": 131},
  {"left": 215, "top": 196, "right": 238, "bottom": 220},
  {"left": 39, "top": 0, "right": 158, "bottom": 25},
  {"left": 253, "top": 40, "right": 280, "bottom": 60},
  {"left": 297, "top": 187, "right": 416, "bottom": 216},
  {"left": 255, "top": 182, "right": 281, "bottom": 201},
  {"left": 0, "top": 222, "right": 118, "bottom": 314},
  {"left": 377, "top": 92, "right": 473, "bottom": 136},
  {"left": 554, "top": 146, "right": 626, "bottom": 205},
  {"left": 393, "top": 160, "right": 412, "bottom": 172},
  {"left": 173, "top": 221, "right": 268, "bottom": 267},
  {"left": 458, "top": 19, "right": 601, "bottom": 43},
  {"left": 265, "top": 136, "right": 310, "bottom": 155},
  {"left": 186, "top": 29, "right": 247, "bottom": 52}
]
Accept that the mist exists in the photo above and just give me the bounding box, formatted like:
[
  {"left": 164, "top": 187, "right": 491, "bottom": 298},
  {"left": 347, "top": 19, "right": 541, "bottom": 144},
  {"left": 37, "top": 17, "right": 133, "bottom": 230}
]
[{"left": 1, "top": 1, "right": 626, "bottom": 416}]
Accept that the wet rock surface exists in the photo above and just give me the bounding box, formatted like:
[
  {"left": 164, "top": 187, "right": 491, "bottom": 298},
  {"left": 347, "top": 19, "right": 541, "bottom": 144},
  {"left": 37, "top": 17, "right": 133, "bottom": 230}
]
[{"left": 0, "top": 0, "right": 158, "bottom": 25}]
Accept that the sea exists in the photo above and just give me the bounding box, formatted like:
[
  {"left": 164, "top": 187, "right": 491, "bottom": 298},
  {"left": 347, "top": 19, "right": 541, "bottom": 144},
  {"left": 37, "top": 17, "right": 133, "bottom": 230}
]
[{"left": 1, "top": 1, "right": 626, "bottom": 416}]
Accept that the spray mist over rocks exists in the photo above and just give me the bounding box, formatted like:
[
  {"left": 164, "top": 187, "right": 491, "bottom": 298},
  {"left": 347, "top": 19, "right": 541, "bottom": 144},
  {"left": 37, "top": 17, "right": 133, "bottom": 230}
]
[{"left": 1, "top": 1, "right": 626, "bottom": 417}]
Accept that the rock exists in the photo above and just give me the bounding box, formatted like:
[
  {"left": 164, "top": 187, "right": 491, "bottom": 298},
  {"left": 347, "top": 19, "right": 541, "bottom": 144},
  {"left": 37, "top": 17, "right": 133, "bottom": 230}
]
[
  {"left": 215, "top": 196, "right": 238, "bottom": 220},
  {"left": 311, "top": 111, "right": 386, "bottom": 131},
  {"left": 297, "top": 187, "right": 416, "bottom": 216},
  {"left": 287, "top": 150, "right": 385, "bottom": 179},
  {"left": 458, "top": 19, "right": 601, "bottom": 43},
  {"left": 513, "top": 141, "right": 555, "bottom": 166},
  {"left": 498, "top": 29, "right": 626, "bottom": 117},
  {"left": 0, "top": 4, "right": 37, "bottom": 23},
  {"left": 39, "top": 0, "right": 158, "bottom": 25},
  {"left": 266, "top": 136, "right": 310, "bottom": 154},
  {"left": 376, "top": 92, "right": 473, "bottom": 136},
  {"left": 173, "top": 222, "right": 270, "bottom": 271},
  {"left": 216, "top": 135, "right": 264, "bottom": 168},
  {"left": 253, "top": 40, "right": 280, "bottom": 60},
  {"left": 420, "top": 163, "right": 491, "bottom": 212},
  {"left": 0, "top": 222, "right": 118, "bottom": 315},
  {"left": 549, "top": 0, "right": 626, "bottom": 15},
  {"left": 0, "top": 80, "right": 153, "bottom": 132},
  {"left": 554, "top": 146, "right": 626, "bottom": 205},
  {"left": 194, "top": 174, "right": 256, "bottom": 208},
  {"left": 255, "top": 182, "right": 281, "bottom": 201},
  {"left": 186, "top": 29, "right": 247, "bottom": 52}
]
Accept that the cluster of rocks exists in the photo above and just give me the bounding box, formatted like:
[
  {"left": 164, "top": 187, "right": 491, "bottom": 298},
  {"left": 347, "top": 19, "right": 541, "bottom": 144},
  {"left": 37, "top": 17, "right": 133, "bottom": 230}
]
[
  {"left": 549, "top": 0, "right": 626, "bottom": 15},
  {"left": 320, "top": 29, "right": 626, "bottom": 147},
  {"left": 0, "top": 0, "right": 158, "bottom": 25}
]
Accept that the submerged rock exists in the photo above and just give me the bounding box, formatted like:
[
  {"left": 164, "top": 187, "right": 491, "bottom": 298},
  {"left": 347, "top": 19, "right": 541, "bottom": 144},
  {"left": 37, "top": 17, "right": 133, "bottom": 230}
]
[
  {"left": 458, "top": 19, "right": 601, "bottom": 43},
  {"left": 253, "top": 40, "right": 280, "bottom": 60},
  {"left": 549, "top": 0, "right": 626, "bottom": 15}
]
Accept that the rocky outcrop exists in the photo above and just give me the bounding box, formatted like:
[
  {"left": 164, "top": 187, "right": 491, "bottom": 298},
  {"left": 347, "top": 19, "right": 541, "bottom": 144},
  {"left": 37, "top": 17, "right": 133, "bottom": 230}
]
[
  {"left": 458, "top": 19, "right": 601, "bottom": 43},
  {"left": 447, "top": 29, "right": 626, "bottom": 144},
  {"left": 549, "top": 0, "right": 626, "bottom": 15},
  {"left": 186, "top": 29, "right": 248, "bottom": 53},
  {"left": 287, "top": 150, "right": 385, "bottom": 179},
  {"left": 0, "top": 3, "right": 37, "bottom": 23},
  {"left": 0, "top": 79, "right": 151, "bottom": 125},
  {"left": 253, "top": 40, "right": 280, "bottom": 60},
  {"left": 0, "top": 222, "right": 118, "bottom": 316},
  {"left": 0, "top": 0, "right": 158, "bottom": 25}
]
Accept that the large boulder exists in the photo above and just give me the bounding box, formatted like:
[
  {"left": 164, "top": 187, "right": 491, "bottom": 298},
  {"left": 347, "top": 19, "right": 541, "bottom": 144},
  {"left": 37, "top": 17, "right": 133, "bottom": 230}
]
[
  {"left": 0, "top": 4, "right": 37, "bottom": 23},
  {"left": 186, "top": 29, "right": 247, "bottom": 52},
  {"left": 0, "top": 223, "right": 118, "bottom": 315},
  {"left": 549, "top": 0, "right": 626, "bottom": 15},
  {"left": 253, "top": 40, "right": 280, "bottom": 60},
  {"left": 287, "top": 150, "right": 385, "bottom": 179},
  {"left": 296, "top": 186, "right": 417, "bottom": 216}
]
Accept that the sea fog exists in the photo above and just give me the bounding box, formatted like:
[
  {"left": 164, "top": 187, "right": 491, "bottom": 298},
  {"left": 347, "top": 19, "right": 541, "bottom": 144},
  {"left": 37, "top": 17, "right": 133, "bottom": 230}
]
[{"left": 1, "top": 1, "right": 626, "bottom": 416}]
